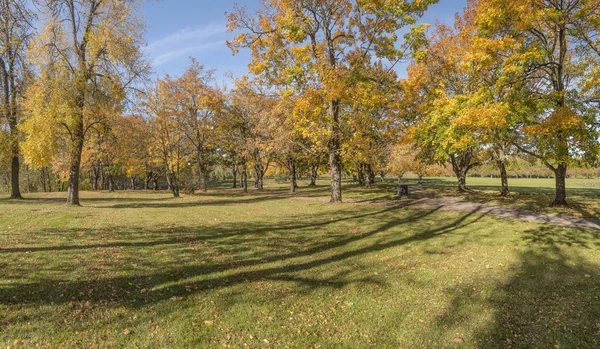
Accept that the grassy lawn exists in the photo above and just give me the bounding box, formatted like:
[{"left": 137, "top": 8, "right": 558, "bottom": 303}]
[{"left": 0, "top": 183, "right": 599, "bottom": 348}]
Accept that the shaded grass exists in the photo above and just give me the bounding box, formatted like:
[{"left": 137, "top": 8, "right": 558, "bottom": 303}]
[{"left": 0, "top": 189, "right": 599, "bottom": 348}]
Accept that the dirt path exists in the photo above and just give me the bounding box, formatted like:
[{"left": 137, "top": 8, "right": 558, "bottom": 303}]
[
  {"left": 397, "top": 195, "right": 600, "bottom": 231},
  {"left": 264, "top": 190, "right": 600, "bottom": 230}
]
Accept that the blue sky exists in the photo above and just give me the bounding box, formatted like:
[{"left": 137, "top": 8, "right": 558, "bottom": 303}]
[{"left": 143, "top": 0, "right": 467, "bottom": 82}]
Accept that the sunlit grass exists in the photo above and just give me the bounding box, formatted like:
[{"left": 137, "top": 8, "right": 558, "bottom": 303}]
[{"left": 0, "top": 183, "right": 599, "bottom": 348}]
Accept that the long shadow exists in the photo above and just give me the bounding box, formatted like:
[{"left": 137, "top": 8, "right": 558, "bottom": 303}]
[
  {"left": 436, "top": 226, "right": 600, "bottom": 348},
  {"left": 95, "top": 193, "right": 287, "bottom": 209},
  {"left": 0, "top": 195, "right": 173, "bottom": 205},
  {"left": 0, "top": 205, "right": 484, "bottom": 308},
  {"left": 0, "top": 203, "right": 416, "bottom": 254}
]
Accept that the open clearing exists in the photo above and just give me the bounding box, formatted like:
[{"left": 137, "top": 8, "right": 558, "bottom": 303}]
[{"left": 0, "top": 179, "right": 599, "bottom": 348}]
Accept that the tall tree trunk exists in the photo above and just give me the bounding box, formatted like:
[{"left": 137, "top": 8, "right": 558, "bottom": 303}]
[
  {"left": 288, "top": 156, "right": 297, "bottom": 193},
  {"left": 327, "top": 99, "right": 343, "bottom": 202},
  {"left": 356, "top": 163, "right": 365, "bottom": 186},
  {"left": 241, "top": 161, "right": 248, "bottom": 193},
  {"left": 254, "top": 163, "right": 264, "bottom": 190},
  {"left": 497, "top": 160, "right": 509, "bottom": 197},
  {"left": 232, "top": 162, "right": 237, "bottom": 189},
  {"left": 552, "top": 163, "right": 568, "bottom": 206},
  {"left": 130, "top": 176, "right": 135, "bottom": 190},
  {"left": 25, "top": 164, "right": 30, "bottom": 193},
  {"left": 309, "top": 164, "right": 318, "bottom": 186},
  {"left": 197, "top": 147, "right": 208, "bottom": 193},
  {"left": 9, "top": 151, "right": 21, "bottom": 199},
  {"left": 67, "top": 136, "right": 84, "bottom": 205}
]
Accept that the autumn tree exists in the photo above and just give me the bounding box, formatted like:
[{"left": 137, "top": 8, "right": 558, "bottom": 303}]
[
  {"left": 22, "top": 0, "right": 148, "bottom": 205},
  {"left": 386, "top": 143, "right": 445, "bottom": 183},
  {"left": 404, "top": 2, "right": 526, "bottom": 194},
  {"left": 174, "top": 60, "right": 224, "bottom": 193},
  {"left": 146, "top": 78, "right": 184, "bottom": 198},
  {"left": 228, "top": 0, "right": 436, "bottom": 202},
  {"left": 475, "top": 0, "right": 600, "bottom": 205},
  {"left": 0, "top": 0, "right": 33, "bottom": 199}
]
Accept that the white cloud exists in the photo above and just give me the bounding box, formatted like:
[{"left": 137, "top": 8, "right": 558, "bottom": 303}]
[
  {"left": 152, "top": 41, "right": 223, "bottom": 66},
  {"left": 145, "top": 22, "right": 228, "bottom": 66}
]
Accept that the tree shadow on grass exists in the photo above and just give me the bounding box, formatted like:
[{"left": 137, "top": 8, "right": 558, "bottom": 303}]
[
  {"left": 0, "top": 205, "right": 484, "bottom": 309},
  {"left": 94, "top": 193, "right": 288, "bottom": 209},
  {"left": 436, "top": 225, "right": 600, "bottom": 348}
]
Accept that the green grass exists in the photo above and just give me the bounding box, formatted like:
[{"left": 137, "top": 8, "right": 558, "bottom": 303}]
[{"left": 0, "top": 182, "right": 599, "bottom": 348}]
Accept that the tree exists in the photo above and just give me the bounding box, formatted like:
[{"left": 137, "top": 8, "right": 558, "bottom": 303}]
[
  {"left": 228, "top": 0, "right": 436, "bottom": 202},
  {"left": 22, "top": 0, "right": 148, "bottom": 205},
  {"left": 174, "top": 60, "right": 223, "bottom": 193},
  {"left": 146, "top": 78, "right": 184, "bottom": 198},
  {"left": 476, "top": 0, "right": 600, "bottom": 205},
  {"left": 0, "top": 0, "right": 33, "bottom": 199},
  {"left": 404, "top": 21, "right": 487, "bottom": 192}
]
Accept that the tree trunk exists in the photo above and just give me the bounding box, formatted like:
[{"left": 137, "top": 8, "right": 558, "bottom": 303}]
[
  {"left": 130, "top": 176, "right": 135, "bottom": 190},
  {"left": 232, "top": 162, "right": 237, "bottom": 189},
  {"left": 552, "top": 163, "right": 568, "bottom": 206},
  {"left": 309, "top": 164, "right": 318, "bottom": 186},
  {"left": 498, "top": 160, "right": 509, "bottom": 197},
  {"left": 450, "top": 152, "right": 474, "bottom": 193},
  {"left": 365, "top": 163, "right": 375, "bottom": 187},
  {"left": 66, "top": 137, "right": 84, "bottom": 205},
  {"left": 197, "top": 147, "right": 208, "bottom": 193},
  {"left": 165, "top": 165, "right": 179, "bottom": 197},
  {"left": 40, "top": 167, "right": 47, "bottom": 192},
  {"left": 153, "top": 176, "right": 159, "bottom": 191},
  {"left": 254, "top": 162, "right": 265, "bottom": 191},
  {"left": 9, "top": 151, "right": 21, "bottom": 198},
  {"left": 241, "top": 162, "right": 248, "bottom": 193},
  {"left": 288, "top": 156, "right": 297, "bottom": 193},
  {"left": 457, "top": 172, "right": 468, "bottom": 192},
  {"left": 108, "top": 174, "right": 115, "bottom": 192},
  {"left": 356, "top": 163, "right": 365, "bottom": 186}
]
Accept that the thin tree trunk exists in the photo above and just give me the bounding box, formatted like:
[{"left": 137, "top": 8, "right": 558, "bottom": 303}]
[
  {"left": 356, "top": 163, "right": 365, "bottom": 186},
  {"left": 232, "top": 162, "right": 237, "bottom": 189},
  {"left": 309, "top": 164, "right": 318, "bottom": 186},
  {"left": 241, "top": 162, "right": 248, "bottom": 193},
  {"left": 288, "top": 156, "right": 297, "bottom": 193}
]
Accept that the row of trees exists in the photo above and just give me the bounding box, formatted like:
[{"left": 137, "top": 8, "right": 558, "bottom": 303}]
[{"left": 0, "top": 0, "right": 599, "bottom": 206}]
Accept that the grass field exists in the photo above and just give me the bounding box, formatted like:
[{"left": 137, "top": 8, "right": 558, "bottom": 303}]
[{"left": 0, "top": 179, "right": 599, "bottom": 348}]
